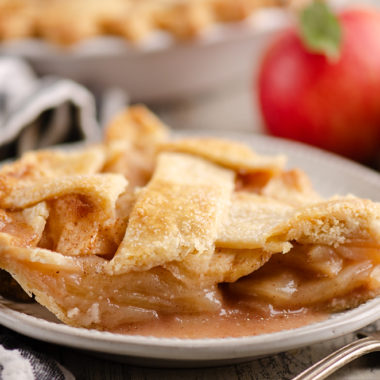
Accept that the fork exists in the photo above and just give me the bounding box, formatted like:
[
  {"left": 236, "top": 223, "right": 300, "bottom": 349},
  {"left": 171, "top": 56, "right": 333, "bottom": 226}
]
[{"left": 292, "top": 331, "right": 380, "bottom": 380}]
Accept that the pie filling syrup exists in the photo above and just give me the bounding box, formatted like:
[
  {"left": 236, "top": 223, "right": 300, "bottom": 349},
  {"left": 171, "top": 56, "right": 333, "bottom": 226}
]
[{"left": 0, "top": 105, "right": 379, "bottom": 338}]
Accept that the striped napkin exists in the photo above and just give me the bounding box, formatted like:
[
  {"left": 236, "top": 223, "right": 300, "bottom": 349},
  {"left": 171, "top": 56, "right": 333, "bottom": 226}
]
[
  {"left": 0, "top": 326, "right": 74, "bottom": 380},
  {"left": 0, "top": 57, "right": 128, "bottom": 161}
]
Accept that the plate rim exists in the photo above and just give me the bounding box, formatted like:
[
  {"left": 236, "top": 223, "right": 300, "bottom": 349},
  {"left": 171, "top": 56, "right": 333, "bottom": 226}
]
[{"left": 0, "top": 297, "right": 379, "bottom": 361}]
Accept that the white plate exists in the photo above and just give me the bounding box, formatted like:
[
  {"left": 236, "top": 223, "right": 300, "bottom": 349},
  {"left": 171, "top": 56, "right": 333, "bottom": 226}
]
[{"left": 0, "top": 131, "right": 380, "bottom": 366}]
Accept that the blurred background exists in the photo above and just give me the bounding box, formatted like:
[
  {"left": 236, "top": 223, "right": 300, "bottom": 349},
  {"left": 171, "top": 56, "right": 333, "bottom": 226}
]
[
  {"left": 0, "top": 0, "right": 379, "bottom": 163},
  {"left": 0, "top": 2, "right": 380, "bottom": 377}
]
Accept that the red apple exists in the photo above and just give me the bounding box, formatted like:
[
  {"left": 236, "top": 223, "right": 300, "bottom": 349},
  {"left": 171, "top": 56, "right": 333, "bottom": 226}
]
[{"left": 258, "top": 7, "right": 380, "bottom": 163}]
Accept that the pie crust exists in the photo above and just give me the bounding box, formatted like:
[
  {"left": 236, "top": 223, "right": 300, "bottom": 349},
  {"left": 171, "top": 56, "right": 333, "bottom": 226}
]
[
  {"left": 0, "top": 105, "right": 379, "bottom": 335},
  {"left": 0, "top": 0, "right": 304, "bottom": 45}
]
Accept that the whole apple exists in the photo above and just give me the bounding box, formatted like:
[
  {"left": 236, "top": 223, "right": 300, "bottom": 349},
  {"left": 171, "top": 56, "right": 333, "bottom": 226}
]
[{"left": 258, "top": 7, "right": 380, "bottom": 163}]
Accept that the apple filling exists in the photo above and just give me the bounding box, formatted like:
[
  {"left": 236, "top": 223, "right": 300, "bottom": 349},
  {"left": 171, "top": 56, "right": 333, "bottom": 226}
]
[
  {"left": 1, "top": 241, "right": 378, "bottom": 336},
  {"left": 0, "top": 253, "right": 222, "bottom": 329},
  {"left": 229, "top": 244, "right": 380, "bottom": 313}
]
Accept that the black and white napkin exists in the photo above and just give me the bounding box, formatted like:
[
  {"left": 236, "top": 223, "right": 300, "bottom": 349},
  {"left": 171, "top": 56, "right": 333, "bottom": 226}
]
[
  {"left": 0, "top": 326, "right": 74, "bottom": 380},
  {"left": 0, "top": 57, "right": 128, "bottom": 161}
]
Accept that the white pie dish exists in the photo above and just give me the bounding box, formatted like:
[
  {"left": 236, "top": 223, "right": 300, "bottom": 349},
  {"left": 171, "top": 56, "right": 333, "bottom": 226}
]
[
  {"left": 0, "top": 7, "right": 290, "bottom": 102},
  {"left": 0, "top": 130, "right": 379, "bottom": 367},
  {"left": 0, "top": 1, "right": 353, "bottom": 102}
]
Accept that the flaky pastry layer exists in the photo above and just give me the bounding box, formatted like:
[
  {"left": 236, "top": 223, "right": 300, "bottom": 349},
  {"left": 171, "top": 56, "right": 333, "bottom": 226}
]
[{"left": 0, "top": 105, "right": 379, "bottom": 332}]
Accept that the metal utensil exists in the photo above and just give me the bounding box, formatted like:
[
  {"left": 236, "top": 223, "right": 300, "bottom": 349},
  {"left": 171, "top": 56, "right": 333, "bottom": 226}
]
[{"left": 292, "top": 331, "right": 380, "bottom": 380}]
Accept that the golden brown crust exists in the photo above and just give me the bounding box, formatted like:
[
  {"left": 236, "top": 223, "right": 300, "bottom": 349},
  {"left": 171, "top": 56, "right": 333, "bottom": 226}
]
[
  {"left": 0, "top": 0, "right": 294, "bottom": 45},
  {"left": 0, "top": 146, "right": 106, "bottom": 200},
  {"left": 0, "top": 105, "right": 379, "bottom": 332},
  {"left": 107, "top": 152, "right": 235, "bottom": 273},
  {"left": 266, "top": 197, "right": 380, "bottom": 252},
  {"left": 105, "top": 104, "right": 169, "bottom": 147},
  {"left": 159, "top": 137, "right": 286, "bottom": 174},
  {"left": 0, "top": 0, "right": 38, "bottom": 40},
  {"left": 217, "top": 192, "right": 294, "bottom": 250},
  {"left": 261, "top": 169, "right": 322, "bottom": 206},
  {"left": 0, "top": 174, "right": 127, "bottom": 214}
]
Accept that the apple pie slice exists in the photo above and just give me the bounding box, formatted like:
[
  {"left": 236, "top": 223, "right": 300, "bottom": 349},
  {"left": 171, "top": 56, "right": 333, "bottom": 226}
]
[{"left": 0, "top": 105, "right": 379, "bottom": 337}]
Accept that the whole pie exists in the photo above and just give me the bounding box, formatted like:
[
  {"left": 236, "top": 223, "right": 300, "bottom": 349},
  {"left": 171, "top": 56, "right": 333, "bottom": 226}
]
[
  {"left": 0, "top": 0, "right": 303, "bottom": 45},
  {"left": 0, "top": 105, "right": 379, "bottom": 338}
]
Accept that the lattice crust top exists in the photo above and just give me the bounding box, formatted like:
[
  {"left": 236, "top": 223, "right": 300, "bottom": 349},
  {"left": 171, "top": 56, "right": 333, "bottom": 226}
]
[{"left": 0, "top": 105, "right": 379, "bottom": 330}]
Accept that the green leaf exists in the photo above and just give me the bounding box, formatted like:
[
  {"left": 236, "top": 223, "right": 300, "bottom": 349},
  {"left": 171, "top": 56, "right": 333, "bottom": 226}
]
[{"left": 299, "top": 0, "right": 342, "bottom": 60}]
